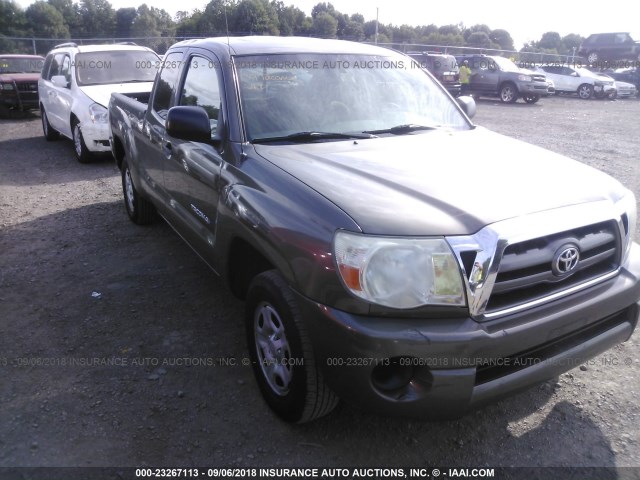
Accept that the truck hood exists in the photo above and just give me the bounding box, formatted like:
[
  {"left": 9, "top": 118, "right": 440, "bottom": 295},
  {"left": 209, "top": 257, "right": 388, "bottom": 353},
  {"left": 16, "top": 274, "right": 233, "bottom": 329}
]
[
  {"left": 79, "top": 82, "right": 154, "bottom": 108},
  {"left": 253, "top": 127, "right": 625, "bottom": 236},
  {"left": 0, "top": 73, "right": 40, "bottom": 83}
]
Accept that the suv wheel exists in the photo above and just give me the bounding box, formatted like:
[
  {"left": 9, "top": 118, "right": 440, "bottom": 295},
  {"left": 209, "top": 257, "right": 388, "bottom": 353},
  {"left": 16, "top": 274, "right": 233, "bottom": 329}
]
[
  {"left": 499, "top": 83, "right": 518, "bottom": 103},
  {"left": 523, "top": 94, "right": 540, "bottom": 104},
  {"left": 121, "top": 157, "right": 155, "bottom": 225},
  {"left": 41, "top": 107, "right": 60, "bottom": 141},
  {"left": 72, "top": 120, "right": 93, "bottom": 163},
  {"left": 587, "top": 51, "right": 599, "bottom": 64},
  {"left": 246, "top": 270, "right": 338, "bottom": 423},
  {"left": 577, "top": 84, "right": 594, "bottom": 100}
]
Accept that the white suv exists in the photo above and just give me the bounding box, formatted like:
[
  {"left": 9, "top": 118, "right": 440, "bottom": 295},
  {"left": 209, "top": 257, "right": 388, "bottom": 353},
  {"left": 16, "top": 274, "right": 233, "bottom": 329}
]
[
  {"left": 535, "top": 65, "right": 615, "bottom": 99},
  {"left": 39, "top": 43, "right": 159, "bottom": 162}
]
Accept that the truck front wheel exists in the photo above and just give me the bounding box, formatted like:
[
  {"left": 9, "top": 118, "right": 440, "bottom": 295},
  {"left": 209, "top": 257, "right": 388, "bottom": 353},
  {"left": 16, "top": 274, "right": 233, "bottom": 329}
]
[
  {"left": 245, "top": 270, "right": 338, "bottom": 423},
  {"left": 72, "top": 120, "right": 93, "bottom": 163},
  {"left": 121, "top": 157, "right": 155, "bottom": 225},
  {"left": 499, "top": 83, "right": 518, "bottom": 103}
]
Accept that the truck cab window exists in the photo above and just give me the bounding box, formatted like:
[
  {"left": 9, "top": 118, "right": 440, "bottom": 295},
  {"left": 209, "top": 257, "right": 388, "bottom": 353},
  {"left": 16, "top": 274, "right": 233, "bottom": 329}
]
[
  {"left": 180, "top": 56, "right": 222, "bottom": 139},
  {"left": 152, "top": 52, "right": 182, "bottom": 119}
]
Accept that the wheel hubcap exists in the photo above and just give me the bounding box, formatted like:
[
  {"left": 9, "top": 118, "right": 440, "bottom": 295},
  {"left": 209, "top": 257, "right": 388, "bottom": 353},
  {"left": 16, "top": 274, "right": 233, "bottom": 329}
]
[
  {"left": 502, "top": 87, "right": 514, "bottom": 101},
  {"left": 254, "top": 302, "right": 293, "bottom": 396},
  {"left": 124, "top": 168, "right": 135, "bottom": 213},
  {"left": 73, "top": 124, "right": 82, "bottom": 157}
]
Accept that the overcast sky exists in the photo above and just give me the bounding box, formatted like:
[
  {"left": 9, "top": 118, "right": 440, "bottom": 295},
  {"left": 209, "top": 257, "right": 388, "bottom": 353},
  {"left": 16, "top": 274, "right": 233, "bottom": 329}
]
[{"left": 12, "top": 0, "right": 640, "bottom": 49}]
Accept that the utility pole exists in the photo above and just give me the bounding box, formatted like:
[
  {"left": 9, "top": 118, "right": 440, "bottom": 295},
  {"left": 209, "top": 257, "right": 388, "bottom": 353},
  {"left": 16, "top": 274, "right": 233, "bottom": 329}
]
[{"left": 375, "top": 7, "right": 379, "bottom": 44}]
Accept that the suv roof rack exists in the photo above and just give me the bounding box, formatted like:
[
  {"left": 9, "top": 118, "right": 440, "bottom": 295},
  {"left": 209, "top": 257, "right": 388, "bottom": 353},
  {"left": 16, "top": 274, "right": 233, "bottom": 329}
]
[{"left": 53, "top": 42, "right": 78, "bottom": 49}]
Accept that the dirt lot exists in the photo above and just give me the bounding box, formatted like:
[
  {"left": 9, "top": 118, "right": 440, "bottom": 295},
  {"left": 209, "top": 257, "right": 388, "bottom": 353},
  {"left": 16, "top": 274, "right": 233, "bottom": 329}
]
[{"left": 1, "top": 96, "right": 640, "bottom": 478}]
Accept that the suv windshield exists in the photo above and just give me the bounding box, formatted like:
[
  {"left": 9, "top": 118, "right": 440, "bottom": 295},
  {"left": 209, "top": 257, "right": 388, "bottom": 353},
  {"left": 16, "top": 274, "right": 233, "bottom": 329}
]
[
  {"left": 0, "top": 57, "right": 44, "bottom": 74},
  {"left": 236, "top": 53, "right": 470, "bottom": 142},
  {"left": 489, "top": 56, "right": 520, "bottom": 73},
  {"left": 75, "top": 51, "right": 158, "bottom": 86}
]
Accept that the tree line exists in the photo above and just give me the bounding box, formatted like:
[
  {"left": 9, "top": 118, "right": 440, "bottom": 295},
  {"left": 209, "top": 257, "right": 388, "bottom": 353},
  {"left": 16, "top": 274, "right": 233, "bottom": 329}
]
[{"left": 1, "top": 0, "right": 584, "bottom": 58}]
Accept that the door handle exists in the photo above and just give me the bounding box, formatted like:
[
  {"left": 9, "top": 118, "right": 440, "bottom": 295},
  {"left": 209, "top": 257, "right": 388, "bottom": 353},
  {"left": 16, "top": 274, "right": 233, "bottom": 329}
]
[{"left": 162, "top": 141, "right": 172, "bottom": 157}]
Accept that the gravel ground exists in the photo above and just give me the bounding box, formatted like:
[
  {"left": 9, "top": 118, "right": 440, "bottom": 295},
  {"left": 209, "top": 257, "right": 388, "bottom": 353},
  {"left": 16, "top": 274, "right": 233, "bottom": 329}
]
[{"left": 1, "top": 96, "right": 640, "bottom": 479}]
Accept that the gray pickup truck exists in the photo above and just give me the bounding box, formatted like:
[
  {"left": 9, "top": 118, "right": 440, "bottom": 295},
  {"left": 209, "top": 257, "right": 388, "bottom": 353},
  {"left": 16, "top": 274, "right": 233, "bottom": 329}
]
[{"left": 109, "top": 36, "right": 640, "bottom": 424}]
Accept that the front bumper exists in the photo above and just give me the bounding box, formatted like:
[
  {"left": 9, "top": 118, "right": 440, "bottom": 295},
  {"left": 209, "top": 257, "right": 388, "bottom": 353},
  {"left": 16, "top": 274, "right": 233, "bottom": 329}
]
[
  {"left": 299, "top": 244, "right": 640, "bottom": 419},
  {"left": 81, "top": 122, "right": 112, "bottom": 153},
  {"left": 519, "top": 81, "right": 552, "bottom": 97}
]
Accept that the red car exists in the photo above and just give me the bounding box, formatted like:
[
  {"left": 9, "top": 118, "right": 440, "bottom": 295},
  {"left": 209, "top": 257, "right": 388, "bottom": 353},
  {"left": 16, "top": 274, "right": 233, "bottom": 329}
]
[{"left": 0, "top": 54, "right": 45, "bottom": 116}]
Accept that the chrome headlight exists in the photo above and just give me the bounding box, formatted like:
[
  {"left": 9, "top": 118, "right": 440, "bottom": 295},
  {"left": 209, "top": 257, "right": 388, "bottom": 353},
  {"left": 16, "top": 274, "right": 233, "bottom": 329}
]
[
  {"left": 616, "top": 192, "right": 637, "bottom": 264},
  {"left": 517, "top": 74, "right": 532, "bottom": 82},
  {"left": 334, "top": 231, "right": 466, "bottom": 309},
  {"left": 89, "top": 103, "right": 108, "bottom": 124}
]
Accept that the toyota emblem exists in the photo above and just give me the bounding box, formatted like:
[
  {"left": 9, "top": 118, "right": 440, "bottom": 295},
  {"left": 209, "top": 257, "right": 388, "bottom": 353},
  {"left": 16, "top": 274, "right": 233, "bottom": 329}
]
[{"left": 552, "top": 245, "right": 580, "bottom": 276}]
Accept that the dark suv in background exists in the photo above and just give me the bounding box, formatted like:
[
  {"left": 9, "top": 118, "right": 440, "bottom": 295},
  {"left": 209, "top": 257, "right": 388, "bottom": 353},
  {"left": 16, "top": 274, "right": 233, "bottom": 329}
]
[
  {"left": 408, "top": 52, "right": 461, "bottom": 96},
  {"left": 578, "top": 33, "right": 640, "bottom": 64},
  {"left": 455, "top": 54, "right": 550, "bottom": 104}
]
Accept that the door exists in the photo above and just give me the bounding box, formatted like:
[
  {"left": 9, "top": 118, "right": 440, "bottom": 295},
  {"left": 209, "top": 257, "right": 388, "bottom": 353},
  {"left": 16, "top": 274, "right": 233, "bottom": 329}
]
[
  {"left": 470, "top": 57, "right": 498, "bottom": 95},
  {"left": 163, "top": 53, "right": 225, "bottom": 263},
  {"left": 134, "top": 51, "right": 184, "bottom": 207},
  {"left": 45, "top": 53, "right": 73, "bottom": 136}
]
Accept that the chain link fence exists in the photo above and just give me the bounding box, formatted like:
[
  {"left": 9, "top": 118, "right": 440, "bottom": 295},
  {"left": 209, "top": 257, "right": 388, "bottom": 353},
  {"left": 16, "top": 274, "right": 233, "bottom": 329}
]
[{"left": 1, "top": 35, "right": 581, "bottom": 66}]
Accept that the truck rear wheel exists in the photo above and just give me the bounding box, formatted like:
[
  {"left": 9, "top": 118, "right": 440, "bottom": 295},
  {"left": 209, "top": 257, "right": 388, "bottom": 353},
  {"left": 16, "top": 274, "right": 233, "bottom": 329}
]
[
  {"left": 121, "top": 157, "right": 155, "bottom": 225},
  {"left": 245, "top": 270, "right": 338, "bottom": 423}
]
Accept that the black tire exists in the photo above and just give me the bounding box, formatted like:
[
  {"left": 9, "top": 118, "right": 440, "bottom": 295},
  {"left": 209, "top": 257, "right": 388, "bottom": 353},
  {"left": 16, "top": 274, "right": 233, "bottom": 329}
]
[
  {"left": 245, "top": 270, "right": 338, "bottom": 423},
  {"left": 121, "top": 157, "right": 155, "bottom": 225},
  {"left": 523, "top": 94, "right": 540, "bottom": 104},
  {"left": 41, "top": 107, "right": 59, "bottom": 141},
  {"left": 499, "top": 82, "right": 518, "bottom": 103},
  {"left": 72, "top": 119, "right": 93, "bottom": 163},
  {"left": 577, "top": 83, "right": 594, "bottom": 100}
]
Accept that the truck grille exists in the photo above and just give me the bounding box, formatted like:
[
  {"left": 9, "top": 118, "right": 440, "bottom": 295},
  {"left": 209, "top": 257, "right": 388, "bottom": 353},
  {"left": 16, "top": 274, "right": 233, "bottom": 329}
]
[
  {"left": 485, "top": 220, "right": 620, "bottom": 314},
  {"left": 16, "top": 82, "right": 38, "bottom": 92},
  {"left": 531, "top": 74, "right": 546, "bottom": 83}
]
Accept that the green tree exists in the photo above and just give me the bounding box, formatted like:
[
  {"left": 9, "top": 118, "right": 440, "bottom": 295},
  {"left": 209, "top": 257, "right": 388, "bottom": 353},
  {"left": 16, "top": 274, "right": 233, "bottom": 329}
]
[
  {"left": 233, "top": 0, "right": 279, "bottom": 35},
  {"left": 48, "top": 0, "right": 81, "bottom": 36},
  {"left": 490, "top": 28, "right": 514, "bottom": 51},
  {"left": 116, "top": 7, "right": 137, "bottom": 38},
  {"left": 26, "top": 1, "right": 70, "bottom": 38},
  {"left": 274, "top": 3, "right": 310, "bottom": 36},
  {"left": 311, "top": 11, "right": 337, "bottom": 38},
  {"left": 537, "top": 31, "right": 562, "bottom": 52},
  {"left": 197, "top": 0, "right": 236, "bottom": 35},
  {"left": 561, "top": 33, "right": 584, "bottom": 55},
  {"left": 1, "top": 0, "right": 29, "bottom": 52},
  {"left": 466, "top": 31, "right": 492, "bottom": 49},
  {"left": 131, "top": 4, "right": 175, "bottom": 51},
  {"left": 77, "top": 0, "right": 116, "bottom": 38}
]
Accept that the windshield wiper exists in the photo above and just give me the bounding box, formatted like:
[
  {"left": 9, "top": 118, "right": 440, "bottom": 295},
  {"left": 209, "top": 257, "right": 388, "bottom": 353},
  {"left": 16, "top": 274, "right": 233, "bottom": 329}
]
[
  {"left": 363, "top": 124, "right": 437, "bottom": 135},
  {"left": 252, "top": 131, "right": 377, "bottom": 144}
]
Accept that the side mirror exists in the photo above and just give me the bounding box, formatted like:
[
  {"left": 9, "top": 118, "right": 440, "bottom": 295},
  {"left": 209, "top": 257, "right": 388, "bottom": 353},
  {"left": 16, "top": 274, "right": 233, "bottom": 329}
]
[
  {"left": 51, "top": 75, "right": 69, "bottom": 88},
  {"left": 166, "top": 106, "right": 215, "bottom": 143},
  {"left": 456, "top": 95, "right": 476, "bottom": 119}
]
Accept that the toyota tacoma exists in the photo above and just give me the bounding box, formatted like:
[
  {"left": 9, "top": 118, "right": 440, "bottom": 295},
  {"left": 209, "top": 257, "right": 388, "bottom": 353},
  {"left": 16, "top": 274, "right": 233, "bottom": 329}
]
[{"left": 109, "top": 37, "right": 640, "bottom": 423}]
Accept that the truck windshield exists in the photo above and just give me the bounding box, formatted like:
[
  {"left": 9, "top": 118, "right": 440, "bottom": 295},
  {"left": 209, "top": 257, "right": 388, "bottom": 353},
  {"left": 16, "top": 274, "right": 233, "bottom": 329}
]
[
  {"left": 75, "top": 51, "right": 158, "bottom": 86},
  {"left": 490, "top": 56, "right": 521, "bottom": 73},
  {"left": 0, "top": 57, "right": 44, "bottom": 74},
  {"left": 235, "top": 53, "right": 471, "bottom": 142}
]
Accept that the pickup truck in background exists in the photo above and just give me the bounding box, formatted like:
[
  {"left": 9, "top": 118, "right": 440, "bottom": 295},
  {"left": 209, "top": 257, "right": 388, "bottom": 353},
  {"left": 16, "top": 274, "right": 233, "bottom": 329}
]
[{"left": 109, "top": 36, "right": 640, "bottom": 424}]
